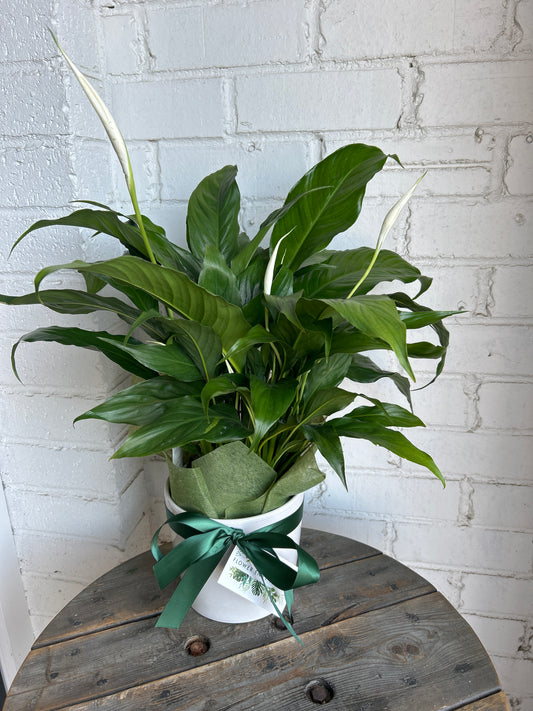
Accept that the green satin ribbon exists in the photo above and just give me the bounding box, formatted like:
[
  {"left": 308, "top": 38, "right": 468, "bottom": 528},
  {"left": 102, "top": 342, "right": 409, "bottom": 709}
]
[{"left": 151, "top": 502, "right": 320, "bottom": 643}]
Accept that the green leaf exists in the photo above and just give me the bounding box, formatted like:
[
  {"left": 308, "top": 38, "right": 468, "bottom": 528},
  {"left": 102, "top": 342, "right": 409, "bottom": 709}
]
[
  {"left": 223, "top": 324, "right": 278, "bottom": 361},
  {"left": 331, "top": 417, "right": 444, "bottom": 485},
  {"left": 236, "top": 250, "right": 268, "bottom": 304},
  {"left": 186, "top": 165, "right": 240, "bottom": 262},
  {"left": 99, "top": 339, "right": 201, "bottom": 381},
  {"left": 200, "top": 373, "right": 249, "bottom": 414},
  {"left": 112, "top": 398, "right": 250, "bottom": 458},
  {"left": 32, "top": 259, "right": 160, "bottom": 314},
  {"left": 0, "top": 288, "right": 141, "bottom": 323},
  {"left": 49, "top": 255, "right": 250, "bottom": 354},
  {"left": 265, "top": 292, "right": 305, "bottom": 328},
  {"left": 295, "top": 248, "right": 425, "bottom": 299},
  {"left": 12, "top": 208, "right": 187, "bottom": 270},
  {"left": 12, "top": 327, "right": 156, "bottom": 381},
  {"left": 407, "top": 342, "right": 446, "bottom": 360},
  {"left": 75, "top": 376, "right": 204, "bottom": 425},
  {"left": 302, "top": 423, "right": 345, "bottom": 487},
  {"left": 250, "top": 376, "right": 298, "bottom": 449},
  {"left": 303, "top": 353, "right": 352, "bottom": 402},
  {"left": 400, "top": 310, "right": 462, "bottom": 329},
  {"left": 270, "top": 265, "right": 294, "bottom": 297},
  {"left": 322, "top": 295, "right": 414, "bottom": 380},
  {"left": 140, "top": 214, "right": 202, "bottom": 276},
  {"left": 231, "top": 187, "right": 330, "bottom": 275},
  {"left": 330, "top": 329, "right": 388, "bottom": 356},
  {"left": 198, "top": 245, "right": 242, "bottom": 305},
  {"left": 391, "top": 291, "right": 452, "bottom": 386},
  {"left": 347, "top": 354, "right": 412, "bottom": 408},
  {"left": 271, "top": 144, "right": 390, "bottom": 270},
  {"left": 302, "top": 387, "right": 356, "bottom": 423},
  {"left": 156, "top": 318, "right": 222, "bottom": 381},
  {"left": 347, "top": 401, "right": 424, "bottom": 428}
]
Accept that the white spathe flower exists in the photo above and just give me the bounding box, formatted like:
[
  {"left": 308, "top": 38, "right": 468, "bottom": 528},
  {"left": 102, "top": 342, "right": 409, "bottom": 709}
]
[
  {"left": 348, "top": 172, "right": 426, "bottom": 297},
  {"left": 376, "top": 171, "right": 426, "bottom": 250},
  {"left": 264, "top": 231, "right": 293, "bottom": 295},
  {"left": 50, "top": 30, "right": 133, "bottom": 192}
]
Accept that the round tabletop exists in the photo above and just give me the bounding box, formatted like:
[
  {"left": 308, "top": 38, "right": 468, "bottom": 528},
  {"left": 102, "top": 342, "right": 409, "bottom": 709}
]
[{"left": 3, "top": 529, "right": 509, "bottom": 710}]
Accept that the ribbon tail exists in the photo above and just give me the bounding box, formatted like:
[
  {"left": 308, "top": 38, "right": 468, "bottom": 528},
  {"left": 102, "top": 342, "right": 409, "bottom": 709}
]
[
  {"left": 285, "top": 588, "right": 294, "bottom": 616},
  {"left": 258, "top": 573, "right": 303, "bottom": 646},
  {"left": 156, "top": 551, "right": 225, "bottom": 629}
]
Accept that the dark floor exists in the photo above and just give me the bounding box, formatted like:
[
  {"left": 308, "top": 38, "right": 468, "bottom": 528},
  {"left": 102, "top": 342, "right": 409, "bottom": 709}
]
[{"left": 0, "top": 674, "right": 5, "bottom": 706}]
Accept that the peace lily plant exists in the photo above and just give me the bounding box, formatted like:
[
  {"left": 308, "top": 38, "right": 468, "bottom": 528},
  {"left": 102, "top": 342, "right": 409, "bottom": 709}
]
[{"left": 2, "top": 37, "right": 455, "bottom": 523}]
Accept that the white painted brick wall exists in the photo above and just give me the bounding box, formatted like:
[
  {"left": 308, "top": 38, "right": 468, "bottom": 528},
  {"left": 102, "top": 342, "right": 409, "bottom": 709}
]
[
  {"left": 159, "top": 139, "right": 309, "bottom": 201},
  {"left": 112, "top": 78, "right": 225, "bottom": 138},
  {"left": 506, "top": 134, "right": 533, "bottom": 195},
  {"left": 0, "top": 0, "right": 152, "bottom": 668},
  {"left": 236, "top": 69, "right": 402, "bottom": 132},
  {"left": 419, "top": 60, "right": 533, "bottom": 127},
  {"left": 146, "top": 0, "right": 306, "bottom": 70},
  {"left": 319, "top": 0, "right": 506, "bottom": 59},
  {"left": 1, "top": 1, "right": 532, "bottom": 706}
]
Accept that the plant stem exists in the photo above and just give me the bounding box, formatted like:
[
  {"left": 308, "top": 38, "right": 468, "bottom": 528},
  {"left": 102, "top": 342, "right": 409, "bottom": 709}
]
[{"left": 129, "top": 176, "right": 156, "bottom": 265}]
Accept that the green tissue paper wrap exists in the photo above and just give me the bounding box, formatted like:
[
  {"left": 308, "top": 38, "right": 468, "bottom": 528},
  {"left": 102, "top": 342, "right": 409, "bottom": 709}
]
[{"left": 168, "top": 441, "right": 325, "bottom": 518}]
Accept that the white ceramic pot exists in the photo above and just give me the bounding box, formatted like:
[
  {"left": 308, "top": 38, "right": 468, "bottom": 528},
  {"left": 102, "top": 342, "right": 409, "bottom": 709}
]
[{"left": 164, "top": 480, "right": 304, "bottom": 624}]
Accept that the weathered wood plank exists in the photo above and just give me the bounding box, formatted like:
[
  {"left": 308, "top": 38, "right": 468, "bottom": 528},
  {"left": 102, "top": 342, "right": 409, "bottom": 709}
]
[
  {"left": 457, "top": 692, "right": 511, "bottom": 710},
  {"left": 40, "top": 594, "right": 503, "bottom": 711},
  {"left": 32, "top": 529, "right": 378, "bottom": 648},
  {"left": 301, "top": 527, "right": 380, "bottom": 568},
  {"left": 32, "top": 548, "right": 171, "bottom": 650},
  {"left": 5, "top": 552, "right": 432, "bottom": 711}
]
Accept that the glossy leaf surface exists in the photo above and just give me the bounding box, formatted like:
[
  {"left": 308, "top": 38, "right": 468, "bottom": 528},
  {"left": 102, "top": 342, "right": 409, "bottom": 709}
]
[
  {"left": 271, "top": 144, "right": 390, "bottom": 270},
  {"left": 187, "top": 165, "right": 240, "bottom": 262}
]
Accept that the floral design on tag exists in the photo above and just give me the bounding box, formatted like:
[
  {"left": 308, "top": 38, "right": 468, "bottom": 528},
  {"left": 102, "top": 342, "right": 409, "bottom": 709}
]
[{"left": 217, "top": 547, "right": 286, "bottom": 614}]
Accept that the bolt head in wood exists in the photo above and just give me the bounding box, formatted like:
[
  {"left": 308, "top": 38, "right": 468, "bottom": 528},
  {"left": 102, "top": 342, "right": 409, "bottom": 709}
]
[
  {"left": 185, "top": 635, "right": 210, "bottom": 656},
  {"left": 305, "top": 679, "right": 334, "bottom": 704}
]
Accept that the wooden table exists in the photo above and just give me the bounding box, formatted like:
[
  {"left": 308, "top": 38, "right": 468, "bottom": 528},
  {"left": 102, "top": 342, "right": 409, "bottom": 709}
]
[{"left": 3, "top": 529, "right": 509, "bottom": 710}]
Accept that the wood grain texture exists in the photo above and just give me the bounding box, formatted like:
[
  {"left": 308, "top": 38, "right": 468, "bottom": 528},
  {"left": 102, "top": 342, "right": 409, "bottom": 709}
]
[
  {"left": 457, "top": 692, "right": 511, "bottom": 710},
  {"left": 6, "top": 553, "right": 432, "bottom": 710},
  {"left": 32, "top": 528, "right": 378, "bottom": 649},
  {"left": 3, "top": 530, "right": 506, "bottom": 711},
  {"left": 31, "top": 595, "right": 501, "bottom": 711}
]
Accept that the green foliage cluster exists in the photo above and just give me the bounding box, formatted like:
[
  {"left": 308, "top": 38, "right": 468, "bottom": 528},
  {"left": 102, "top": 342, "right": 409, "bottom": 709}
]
[{"left": 1, "top": 143, "right": 455, "bottom": 508}]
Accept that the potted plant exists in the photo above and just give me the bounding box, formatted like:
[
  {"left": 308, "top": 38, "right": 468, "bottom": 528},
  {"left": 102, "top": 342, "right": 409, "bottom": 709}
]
[{"left": 1, "top": 38, "right": 456, "bottom": 638}]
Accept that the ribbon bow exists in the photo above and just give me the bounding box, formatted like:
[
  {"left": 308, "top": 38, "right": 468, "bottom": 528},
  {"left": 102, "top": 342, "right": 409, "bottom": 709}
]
[{"left": 151, "top": 502, "right": 320, "bottom": 643}]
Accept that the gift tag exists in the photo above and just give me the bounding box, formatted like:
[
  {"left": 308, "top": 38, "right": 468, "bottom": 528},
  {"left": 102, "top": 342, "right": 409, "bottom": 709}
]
[{"left": 217, "top": 546, "right": 289, "bottom": 614}]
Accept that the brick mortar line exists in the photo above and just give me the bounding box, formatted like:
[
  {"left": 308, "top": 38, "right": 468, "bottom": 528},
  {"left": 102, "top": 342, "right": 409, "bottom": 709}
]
[
  {"left": 0, "top": 383, "right": 121, "bottom": 399},
  {"left": 1, "top": 52, "right": 531, "bottom": 80},
  {"left": 0, "top": 430, "right": 128, "bottom": 451},
  {"left": 4, "top": 485, "right": 126, "bottom": 505},
  {"left": 342, "top": 468, "right": 533, "bottom": 483},
  {"left": 2, "top": 127, "right": 533, "bottom": 146},
  {"left": 132, "top": 127, "right": 533, "bottom": 143},
  {"left": 98, "top": 53, "right": 533, "bottom": 83},
  {"left": 307, "top": 508, "right": 533, "bottom": 532}
]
